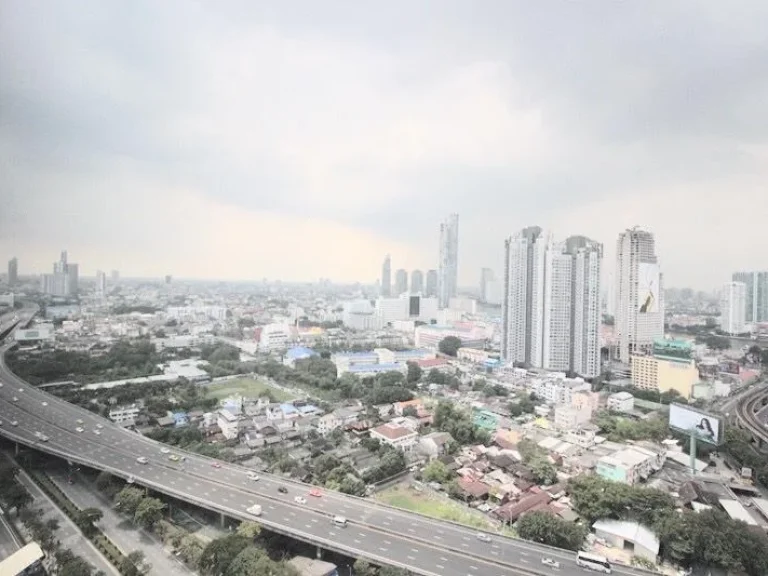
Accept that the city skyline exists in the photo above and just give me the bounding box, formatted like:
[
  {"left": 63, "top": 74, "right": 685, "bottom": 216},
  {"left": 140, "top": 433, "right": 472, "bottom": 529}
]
[{"left": 2, "top": 3, "right": 767, "bottom": 288}]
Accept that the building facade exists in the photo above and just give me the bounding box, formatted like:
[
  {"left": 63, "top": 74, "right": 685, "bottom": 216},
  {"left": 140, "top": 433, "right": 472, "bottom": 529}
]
[
  {"left": 410, "top": 269, "right": 424, "bottom": 294},
  {"left": 731, "top": 271, "right": 768, "bottom": 323},
  {"left": 381, "top": 255, "right": 391, "bottom": 297},
  {"left": 614, "top": 228, "right": 664, "bottom": 362},
  {"left": 438, "top": 213, "right": 459, "bottom": 308},
  {"left": 7, "top": 257, "right": 18, "bottom": 286},
  {"left": 501, "top": 228, "right": 602, "bottom": 376},
  {"left": 426, "top": 269, "right": 438, "bottom": 298},
  {"left": 630, "top": 339, "right": 697, "bottom": 398},
  {"left": 720, "top": 281, "right": 747, "bottom": 335},
  {"left": 394, "top": 269, "right": 408, "bottom": 296}
]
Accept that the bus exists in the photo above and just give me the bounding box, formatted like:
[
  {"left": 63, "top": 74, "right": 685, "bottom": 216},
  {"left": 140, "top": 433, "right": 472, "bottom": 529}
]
[{"left": 576, "top": 551, "right": 612, "bottom": 573}]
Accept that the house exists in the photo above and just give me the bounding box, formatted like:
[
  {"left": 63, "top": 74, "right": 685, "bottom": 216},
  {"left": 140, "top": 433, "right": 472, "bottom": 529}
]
[
  {"left": 369, "top": 422, "right": 418, "bottom": 452},
  {"left": 493, "top": 490, "right": 552, "bottom": 524},
  {"left": 592, "top": 519, "right": 660, "bottom": 563},
  {"left": 393, "top": 399, "right": 423, "bottom": 416},
  {"left": 283, "top": 346, "right": 317, "bottom": 367},
  {"left": 418, "top": 432, "right": 454, "bottom": 460},
  {"left": 457, "top": 478, "right": 490, "bottom": 501},
  {"left": 172, "top": 412, "right": 189, "bottom": 427},
  {"left": 217, "top": 409, "right": 240, "bottom": 440},
  {"left": 156, "top": 415, "right": 176, "bottom": 428}
]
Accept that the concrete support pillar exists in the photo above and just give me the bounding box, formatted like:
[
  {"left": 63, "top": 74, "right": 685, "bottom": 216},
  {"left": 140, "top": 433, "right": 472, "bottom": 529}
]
[
  {"left": 220, "top": 513, "right": 226, "bottom": 528},
  {"left": 14, "top": 443, "right": 19, "bottom": 456},
  {"left": 316, "top": 546, "right": 322, "bottom": 559}
]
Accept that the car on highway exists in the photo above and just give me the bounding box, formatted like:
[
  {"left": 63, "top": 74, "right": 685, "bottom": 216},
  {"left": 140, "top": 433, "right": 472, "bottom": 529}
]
[
  {"left": 309, "top": 488, "right": 322, "bottom": 497},
  {"left": 541, "top": 558, "right": 560, "bottom": 569},
  {"left": 93, "top": 429, "right": 101, "bottom": 435},
  {"left": 12, "top": 396, "right": 18, "bottom": 402},
  {"left": 10, "top": 421, "right": 18, "bottom": 426},
  {"left": 247, "top": 504, "right": 262, "bottom": 516},
  {"left": 247, "top": 472, "right": 260, "bottom": 481},
  {"left": 160, "top": 448, "right": 170, "bottom": 454},
  {"left": 75, "top": 427, "right": 84, "bottom": 433},
  {"left": 476, "top": 533, "right": 492, "bottom": 543},
  {"left": 294, "top": 496, "right": 307, "bottom": 504},
  {"left": 278, "top": 486, "right": 288, "bottom": 494},
  {"left": 169, "top": 455, "right": 180, "bottom": 462},
  {"left": 211, "top": 462, "right": 222, "bottom": 469},
  {"left": 41, "top": 401, "right": 48, "bottom": 406},
  {"left": 0, "top": 421, "right": 3, "bottom": 426},
  {"left": 76, "top": 419, "right": 84, "bottom": 425},
  {"left": 18, "top": 388, "right": 23, "bottom": 392},
  {"left": 96, "top": 423, "right": 103, "bottom": 429},
  {"left": 136, "top": 457, "right": 148, "bottom": 464},
  {"left": 0, "top": 382, "right": 3, "bottom": 387},
  {"left": 127, "top": 476, "right": 135, "bottom": 484}
]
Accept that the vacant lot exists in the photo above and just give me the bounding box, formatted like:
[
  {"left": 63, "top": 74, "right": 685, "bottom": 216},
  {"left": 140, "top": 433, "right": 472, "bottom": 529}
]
[
  {"left": 203, "top": 378, "right": 293, "bottom": 401},
  {"left": 375, "top": 485, "right": 512, "bottom": 535}
]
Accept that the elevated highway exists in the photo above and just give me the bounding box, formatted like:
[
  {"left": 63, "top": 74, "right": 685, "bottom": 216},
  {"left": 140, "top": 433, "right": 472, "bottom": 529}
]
[
  {"left": 0, "top": 324, "right": 652, "bottom": 576},
  {"left": 735, "top": 383, "right": 768, "bottom": 450}
]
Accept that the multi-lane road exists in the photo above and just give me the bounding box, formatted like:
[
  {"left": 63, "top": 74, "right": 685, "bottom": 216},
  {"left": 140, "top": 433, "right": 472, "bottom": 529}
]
[
  {"left": 0, "top": 335, "right": 653, "bottom": 576},
  {"left": 735, "top": 382, "right": 768, "bottom": 447}
]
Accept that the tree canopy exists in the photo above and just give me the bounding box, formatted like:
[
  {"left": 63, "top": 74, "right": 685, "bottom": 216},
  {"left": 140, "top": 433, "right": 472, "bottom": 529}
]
[
  {"left": 438, "top": 336, "right": 462, "bottom": 356},
  {"left": 516, "top": 511, "right": 587, "bottom": 551}
]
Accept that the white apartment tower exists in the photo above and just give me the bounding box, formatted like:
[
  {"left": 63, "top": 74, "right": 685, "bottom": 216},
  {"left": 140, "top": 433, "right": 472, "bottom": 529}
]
[
  {"left": 96, "top": 270, "right": 107, "bottom": 298},
  {"left": 614, "top": 227, "right": 664, "bottom": 362},
  {"left": 731, "top": 271, "right": 768, "bottom": 323},
  {"left": 502, "top": 228, "right": 602, "bottom": 377},
  {"left": 381, "top": 255, "right": 391, "bottom": 297},
  {"left": 720, "top": 281, "right": 747, "bottom": 335},
  {"left": 438, "top": 214, "right": 459, "bottom": 308}
]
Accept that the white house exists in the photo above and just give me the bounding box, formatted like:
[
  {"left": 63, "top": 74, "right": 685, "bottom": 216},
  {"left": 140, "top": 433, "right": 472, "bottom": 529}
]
[
  {"left": 607, "top": 391, "right": 635, "bottom": 413},
  {"left": 370, "top": 422, "right": 418, "bottom": 452},
  {"left": 217, "top": 409, "right": 240, "bottom": 440}
]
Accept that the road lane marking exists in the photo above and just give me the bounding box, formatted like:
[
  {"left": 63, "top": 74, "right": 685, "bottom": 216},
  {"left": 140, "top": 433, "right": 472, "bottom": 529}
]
[
  {"left": 411, "top": 549, "right": 419, "bottom": 553},
  {"left": 436, "top": 565, "right": 444, "bottom": 570},
  {"left": 354, "top": 540, "right": 361, "bottom": 544},
  {"left": 407, "top": 556, "right": 415, "bottom": 560},
  {"left": 379, "top": 548, "right": 388, "bottom": 552}
]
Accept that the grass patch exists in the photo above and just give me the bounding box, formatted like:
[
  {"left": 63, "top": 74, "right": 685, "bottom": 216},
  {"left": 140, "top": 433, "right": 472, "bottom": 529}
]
[
  {"left": 376, "top": 485, "right": 515, "bottom": 536},
  {"left": 203, "top": 378, "right": 293, "bottom": 401}
]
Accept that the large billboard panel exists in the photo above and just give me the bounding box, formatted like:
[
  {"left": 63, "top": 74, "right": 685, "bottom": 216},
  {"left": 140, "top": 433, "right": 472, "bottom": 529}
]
[
  {"left": 669, "top": 403, "right": 723, "bottom": 445},
  {"left": 638, "top": 263, "right": 660, "bottom": 314}
]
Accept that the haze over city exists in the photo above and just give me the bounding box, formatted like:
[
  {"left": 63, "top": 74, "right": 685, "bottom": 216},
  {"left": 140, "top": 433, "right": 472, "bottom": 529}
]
[{"left": 2, "top": 1, "right": 768, "bottom": 288}]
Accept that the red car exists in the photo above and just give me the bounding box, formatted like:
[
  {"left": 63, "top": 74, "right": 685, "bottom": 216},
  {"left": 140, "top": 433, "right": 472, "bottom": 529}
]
[
  {"left": 211, "top": 462, "right": 222, "bottom": 469},
  {"left": 309, "top": 488, "right": 322, "bottom": 498}
]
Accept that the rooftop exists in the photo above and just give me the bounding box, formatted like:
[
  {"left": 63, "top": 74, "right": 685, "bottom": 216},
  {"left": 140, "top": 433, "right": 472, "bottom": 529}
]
[
  {"left": 347, "top": 362, "right": 405, "bottom": 373},
  {"left": 592, "top": 519, "right": 660, "bottom": 555},
  {"left": 372, "top": 422, "right": 416, "bottom": 440}
]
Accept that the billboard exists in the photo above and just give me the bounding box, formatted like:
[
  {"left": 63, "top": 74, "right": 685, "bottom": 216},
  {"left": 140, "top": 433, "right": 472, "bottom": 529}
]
[
  {"left": 638, "top": 263, "right": 660, "bottom": 314},
  {"left": 669, "top": 403, "right": 723, "bottom": 445}
]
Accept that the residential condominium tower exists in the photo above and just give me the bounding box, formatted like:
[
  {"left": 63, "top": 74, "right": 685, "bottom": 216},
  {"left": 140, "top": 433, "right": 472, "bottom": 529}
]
[
  {"left": 720, "top": 281, "right": 747, "bottom": 335},
  {"left": 410, "top": 269, "right": 424, "bottom": 294},
  {"left": 438, "top": 213, "right": 459, "bottom": 308},
  {"left": 394, "top": 269, "right": 408, "bottom": 296},
  {"left": 501, "top": 228, "right": 602, "bottom": 377},
  {"left": 425, "top": 269, "right": 438, "bottom": 298},
  {"left": 381, "top": 255, "right": 391, "bottom": 297},
  {"left": 731, "top": 271, "right": 768, "bottom": 323},
  {"left": 7, "top": 257, "right": 18, "bottom": 286},
  {"left": 614, "top": 227, "right": 664, "bottom": 362}
]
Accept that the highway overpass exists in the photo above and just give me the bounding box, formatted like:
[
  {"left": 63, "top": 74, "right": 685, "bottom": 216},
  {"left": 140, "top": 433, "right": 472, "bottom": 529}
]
[
  {"left": 0, "top": 328, "right": 653, "bottom": 576},
  {"left": 735, "top": 383, "right": 768, "bottom": 451}
]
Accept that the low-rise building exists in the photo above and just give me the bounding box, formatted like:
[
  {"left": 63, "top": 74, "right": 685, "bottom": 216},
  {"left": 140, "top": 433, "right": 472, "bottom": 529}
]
[
  {"left": 109, "top": 404, "right": 141, "bottom": 424},
  {"left": 592, "top": 519, "right": 660, "bottom": 563},
  {"left": 553, "top": 406, "right": 591, "bottom": 430},
  {"left": 418, "top": 431, "right": 454, "bottom": 460},
  {"left": 531, "top": 374, "right": 591, "bottom": 405},
  {"left": 631, "top": 339, "right": 698, "bottom": 398},
  {"left": 369, "top": 422, "right": 418, "bottom": 452},
  {"left": 596, "top": 445, "right": 666, "bottom": 485},
  {"left": 607, "top": 391, "right": 635, "bottom": 413},
  {"left": 217, "top": 409, "right": 240, "bottom": 440}
]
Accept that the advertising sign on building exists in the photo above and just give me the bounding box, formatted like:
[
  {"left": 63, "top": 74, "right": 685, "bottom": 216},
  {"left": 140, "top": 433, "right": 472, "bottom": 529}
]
[
  {"left": 638, "top": 263, "right": 660, "bottom": 314},
  {"left": 669, "top": 403, "right": 724, "bottom": 445}
]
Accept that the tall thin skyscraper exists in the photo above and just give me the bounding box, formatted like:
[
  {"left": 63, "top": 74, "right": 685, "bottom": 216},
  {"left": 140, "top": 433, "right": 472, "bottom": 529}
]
[
  {"left": 614, "top": 227, "right": 664, "bottom": 362},
  {"left": 381, "top": 255, "right": 391, "bottom": 297},
  {"left": 502, "top": 228, "right": 602, "bottom": 377},
  {"left": 410, "top": 270, "right": 424, "bottom": 294},
  {"left": 7, "top": 257, "right": 18, "bottom": 286},
  {"left": 394, "top": 269, "right": 408, "bottom": 295},
  {"left": 480, "top": 268, "right": 495, "bottom": 303},
  {"left": 96, "top": 270, "right": 107, "bottom": 298},
  {"left": 426, "top": 270, "right": 438, "bottom": 297},
  {"left": 731, "top": 271, "right": 768, "bottom": 323},
  {"left": 44, "top": 250, "right": 79, "bottom": 296},
  {"left": 438, "top": 213, "right": 459, "bottom": 308},
  {"left": 721, "top": 281, "right": 747, "bottom": 335}
]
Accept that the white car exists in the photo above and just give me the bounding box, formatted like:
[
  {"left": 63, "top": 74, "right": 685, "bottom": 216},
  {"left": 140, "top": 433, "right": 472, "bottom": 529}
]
[
  {"left": 75, "top": 427, "right": 84, "bottom": 433},
  {"left": 41, "top": 401, "right": 48, "bottom": 407},
  {"left": 18, "top": 388, "right": 23, "bottom": 392},
  {"left": 76, "top": 419, "right": 84, "bottom": 425},
  {"left": 541, "top": 558, "right": 560, "bottom": 569},
  {"left": 476, "top": 533, "right": 492, "bottom": 543},
  {"left": 160, "top": 448, "right": 170, "bottom": 454},
  {"left": 12, "top": 396, "right": 18, "bottom": 402},
  {"left": 96, "top": 423, "right": 103, "bottom": 429},
  {"left": 127, "top": 476, "right": 135, "bottom": 484},
  {"left": 247, "top": 472, "right": 260, "bottom": 481},
  {"left": 93, "top": 430, "right": 101, "bottom": 436},
  {"left": 10, "top": 421, "right": 18, "bottom": 426},
  {"left": 294, "top": 496, "right": 307, "bottom": 504},
  {"left": 136, "top": 457, "right": 148, "bottom": 464}
]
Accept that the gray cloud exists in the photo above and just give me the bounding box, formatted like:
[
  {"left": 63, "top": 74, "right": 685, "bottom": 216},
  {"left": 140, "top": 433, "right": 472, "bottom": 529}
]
[{"left": 2, "top": 0, "right": 767, "bottom": 287}]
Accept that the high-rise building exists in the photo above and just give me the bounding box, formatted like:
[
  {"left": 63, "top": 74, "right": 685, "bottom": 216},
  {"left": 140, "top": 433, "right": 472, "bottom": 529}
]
[
  {"left": 480, "top": 268, "right": 494, "bottom": 302},
  {"left": 7, "top": 257, "right": 18, "bottom": 286},
  {"left": 614, "top": 227, "right": 664, "bottom": 362},
  {"left": 438, "top": 214, "right": 459, "bottom": 308},
  {"left": 731, "top": 271, "right": 768, "bottom": 323},
  {"left": 381, "top": 255, "right": 391, "bottom": 297},
  {"left": 394, "top": 269, "right": 408, "bottom": 295},
  {"left": 43, "top": 251, "right": 79, "bottom": 296},
  {"left": 96, "top": 270, "right": 107, "bottom": 298},
  {"left": 720, "top": 281, "right": 747, "bottom": 335},
  {"left": 410, "top": 269, "right": 424, "bottom": 294},
  {"left": 426, "top": 270, "right": 438, "bottom": 297},
  {"left": 111, "top": 270, "right": 120, "bottom": 283},
  {"left": 501, "top": 228, "right": 602, "bottom": 377}
]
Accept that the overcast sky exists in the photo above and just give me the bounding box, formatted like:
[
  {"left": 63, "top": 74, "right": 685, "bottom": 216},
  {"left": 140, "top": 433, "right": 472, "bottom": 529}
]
[{"left": 2, "top": 1, "right": 767, "bottom": 289}]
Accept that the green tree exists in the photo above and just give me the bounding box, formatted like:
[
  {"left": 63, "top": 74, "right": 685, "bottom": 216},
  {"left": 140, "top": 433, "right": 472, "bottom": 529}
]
[
  {"left": 353, "top": 558, "right": 377, "bottom": 576},
  {"left": 134, "top": 497, "right": 165, "bottom": 528},
  {"left": 516, "top": 511, "right": 587, "bottom": 551},
  {"left": 95, "top": 471, "right": 114, "bottom": 491},
  {"left": 115, "top": 486, "right": 145, "bottom": 516},
  {"left": 226, "top": 546, "right": 266, "bottom": 576},
  {"left": 76, "top": 507, "right": 103, "bottom": 536},
  {"left": 199, "top": 534, "right": 250, "bottom": 576},
  {"left": 380, "top": 568, "right": 411, "bottom": 576},
  {"left": 178, "top": 534, "right": 204, "bottom": 567},
  {"left": 406, "top": 361, "right": 422, "bottom": 384},
  {"left": 438, "top": 336, "right": 462, "bottom": 356},
  {"left": 120, "top": 551, "right": 147, "bottom": 576},
  {"left": 422, "top": 460, "right": 450, "bottom": 484},
  {"left": 236, "top": 521, "right": 261, "bottom": 539},
  {"left": 59, "top": 556, "right": 96, "bottom": 576}
]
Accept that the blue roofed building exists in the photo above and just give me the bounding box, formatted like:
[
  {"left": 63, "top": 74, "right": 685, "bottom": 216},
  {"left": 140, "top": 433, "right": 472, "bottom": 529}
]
[
  {"left": 347, "top": 362, "right": 408, "bottom": 378},
  {"left": 284, "top": 346, "right": 318, "bottom": 367},
  {"left": 172, "top": 411, "right": 189, "bottom": 427},
  {"left": 280, "top": 403, "right": 300, "bottom": 419}
]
